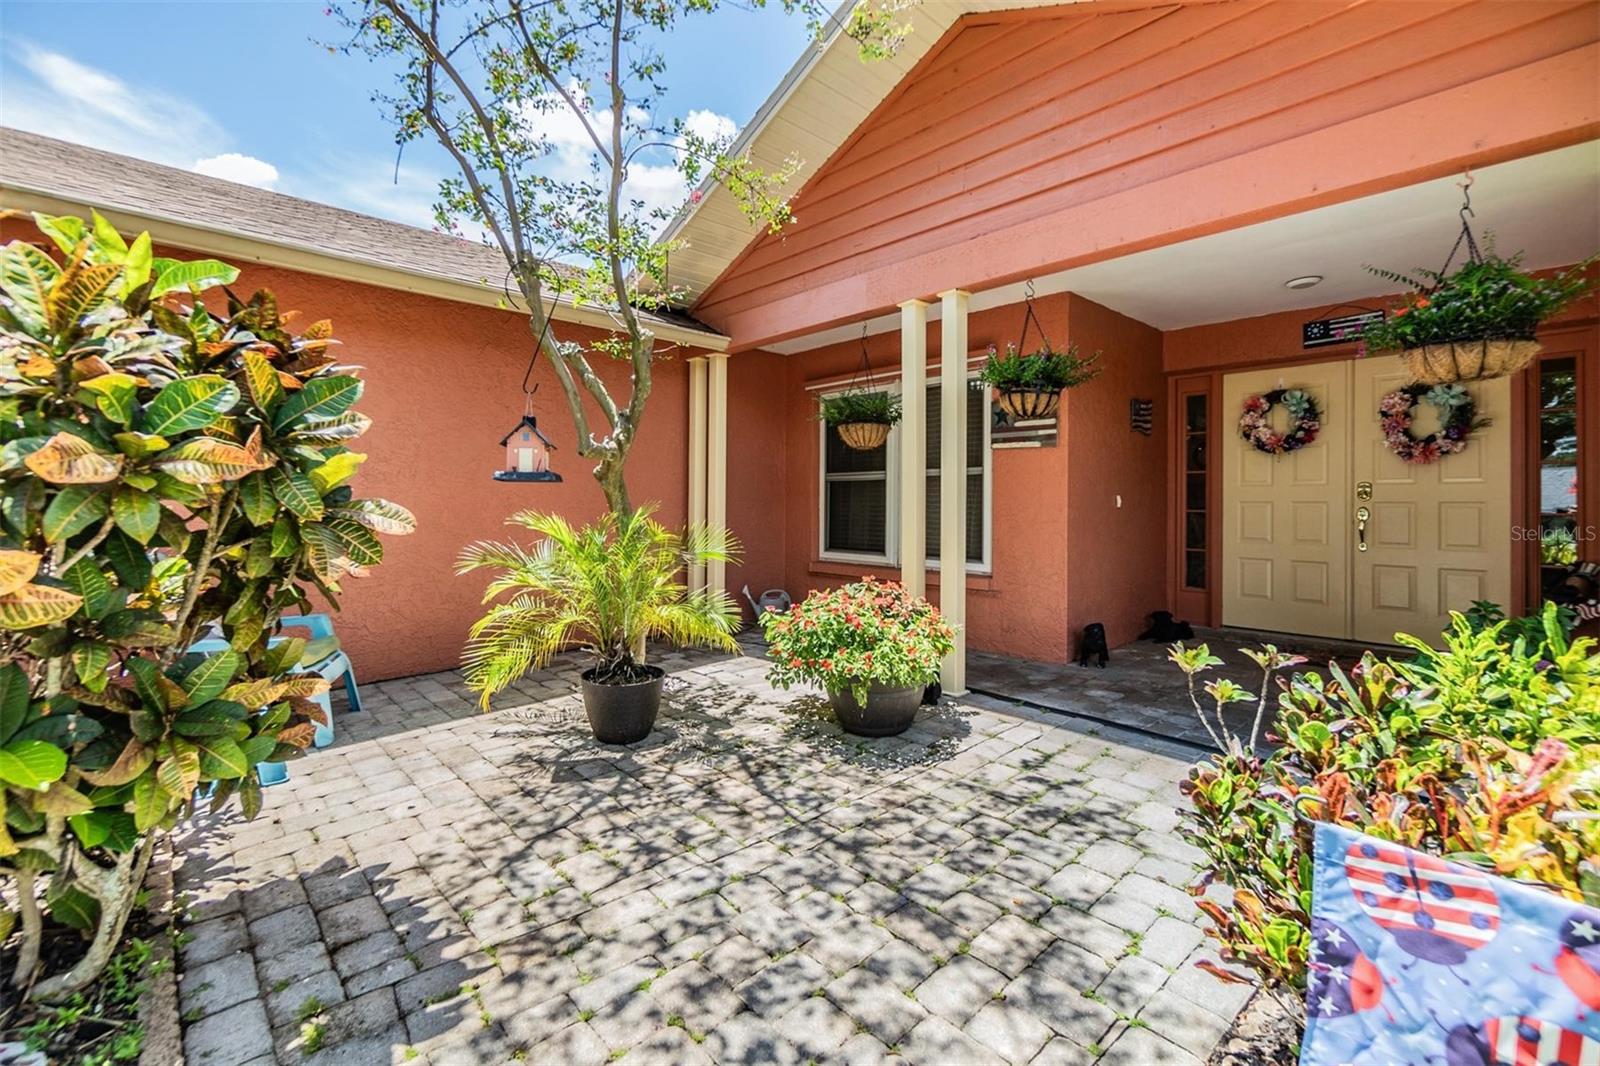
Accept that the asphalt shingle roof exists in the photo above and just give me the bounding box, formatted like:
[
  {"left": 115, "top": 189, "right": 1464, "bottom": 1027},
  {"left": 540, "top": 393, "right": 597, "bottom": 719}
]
[{"left": 0, "top": 126, "right": 720, "bottom": 339}]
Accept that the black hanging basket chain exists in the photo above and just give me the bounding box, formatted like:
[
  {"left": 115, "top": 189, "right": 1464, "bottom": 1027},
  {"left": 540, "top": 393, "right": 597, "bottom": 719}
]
[
  {"left": 1434, "top": 172, "right": 1483, "bottom": 284},
  {"left": 1015, "top": 278, "right": 1053, "bottom": 354},
  {"left": 849, "top": 322, "right": 879, "bottom": 395}
]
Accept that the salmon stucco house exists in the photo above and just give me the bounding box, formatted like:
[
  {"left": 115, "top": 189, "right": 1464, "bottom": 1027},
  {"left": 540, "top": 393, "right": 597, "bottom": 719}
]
[{"left": 3, "top": 0, "right": 1598, "bottom": 689}]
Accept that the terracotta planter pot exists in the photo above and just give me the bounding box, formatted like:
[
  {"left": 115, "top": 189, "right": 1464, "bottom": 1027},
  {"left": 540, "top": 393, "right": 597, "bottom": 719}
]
[
  {"left": 826, "top": 683, "right": 923, "bottom": 737},
  {"left": 581, "top": 666, "right": 664, "bottom": 744},
  {"left": 996, "top": 387, "right": 1061, "bottom": 420},
  {"left": 1390, "top": 338, "right": 1542, "bottom": 385},
  {"left": 835, "top": 421, "right": 892, "bottom": 451}
]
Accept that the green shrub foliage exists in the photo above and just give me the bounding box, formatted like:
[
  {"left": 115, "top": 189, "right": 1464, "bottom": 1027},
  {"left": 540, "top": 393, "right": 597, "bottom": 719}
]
[
  {"left": 818, "top": 390, "right": 901, "bottom": 428},
  {"left": 977, "top": 342, "right": 1101, "bottom": 392},
  {"left": 1174, "top": 605, "right": 1599, "bottom": 994},
  {"left": 1361, "top": 246, "right": 1596, "bottom": 353},
  {"left": 0, "top": 212, "right": 414, "bottom": 999}
]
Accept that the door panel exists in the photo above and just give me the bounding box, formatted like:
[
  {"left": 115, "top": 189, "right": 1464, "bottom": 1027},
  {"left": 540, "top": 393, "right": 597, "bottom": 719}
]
[
  {"left": 1351, "top": 358, "right": 1511, "bottom": 645},
  {"left": 1222, "top": 362, "right": 1351, "bottom": 638}
]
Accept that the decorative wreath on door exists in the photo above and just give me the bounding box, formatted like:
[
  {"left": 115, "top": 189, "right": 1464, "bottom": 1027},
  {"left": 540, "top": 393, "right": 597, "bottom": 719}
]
[
  {"left": 1378, "top": 383, "right": 1487, "bottom": 464},
  {"left": 1238, "top": 388, "right": 1321, "bottom": 456}
]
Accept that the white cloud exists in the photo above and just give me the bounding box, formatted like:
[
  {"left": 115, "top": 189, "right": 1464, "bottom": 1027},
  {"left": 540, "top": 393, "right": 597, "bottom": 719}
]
[
  {"left": 193, "top": 153, "right": 280, "bottom": 189},
  {"left": 0, "top": 40, "right": 734, "bottom": 242},
  {"left": 517, "top": 85, "right": 738, "bottom": 231},
  {"left": 3, "top": 43, "right": 228, "bottom": 167},
  {"left": 680, "top": 108, "right": 737, "bottom": 149}
]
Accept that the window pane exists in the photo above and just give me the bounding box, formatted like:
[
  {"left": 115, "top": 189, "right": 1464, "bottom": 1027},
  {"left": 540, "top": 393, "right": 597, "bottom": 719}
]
[
  {"left": 1541, "top": 359, "right": 1577, "bottom": 408},
  {"left": 1185, "top": 433, "right": 1207, "bottom": 473},
  {"left": 1185, "top": 550, "right": 1207, "bottom": 589},
  {"left": 1185, "top": 393, "right": 1207, "bottom": 433},
  {"left": 924, "top": 384, "right": 985, "bottom": 467},
  {"left": 826, "top": 479, "right": 887, "bottom": 554},
  {"left": 1539, "top": 359, "right": 1581, "bottom": 515},
  {"left": 924, "top": 472, "right": 983, "bottom": 562},
  {"left": 1186, "top": 473, "right": 1206, "bottom": 511},
  {"left": 1185, "top": 511, "right": 1206, "bottom": 550},
  {"left": 924, "top": 384, "right": 988, "bottom": 564}
]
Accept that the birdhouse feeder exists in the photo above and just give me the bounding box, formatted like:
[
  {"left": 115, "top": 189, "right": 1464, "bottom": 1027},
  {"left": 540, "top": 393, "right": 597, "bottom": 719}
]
[{"left": 494, "top": 413, "right": 561, "bottom": 483}]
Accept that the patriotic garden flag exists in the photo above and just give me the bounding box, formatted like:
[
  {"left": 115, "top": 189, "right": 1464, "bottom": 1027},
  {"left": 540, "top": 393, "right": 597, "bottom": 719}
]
[{"left": 1301, "top": 823, "right": 1600, "bottom": 1065}]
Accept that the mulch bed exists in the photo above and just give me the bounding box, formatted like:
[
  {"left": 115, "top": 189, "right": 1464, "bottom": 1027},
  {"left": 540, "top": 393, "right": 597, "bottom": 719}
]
[
  {"left": 1208, "top": 988, "right": 1306, "bottom": 1066},
  {"left": 0, "top": 844, "right": 179, "bottom": 1066}
]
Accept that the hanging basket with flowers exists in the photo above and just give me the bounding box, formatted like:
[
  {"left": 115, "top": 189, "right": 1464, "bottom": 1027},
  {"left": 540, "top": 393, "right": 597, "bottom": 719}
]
[
  {"left": 820, "top": 325, "right": 902, "bottom": 451},
  {"left": 1362, "top": 176, "right": 1596, "bottom": 385},
  {"left": 978, "top": 282, "right": 1101, "bottom": 420}
]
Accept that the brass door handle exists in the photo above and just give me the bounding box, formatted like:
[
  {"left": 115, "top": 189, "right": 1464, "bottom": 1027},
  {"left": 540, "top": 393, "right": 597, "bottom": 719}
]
[{"left": 1356, "top": 506, "right": 1370, "bottom": 552}]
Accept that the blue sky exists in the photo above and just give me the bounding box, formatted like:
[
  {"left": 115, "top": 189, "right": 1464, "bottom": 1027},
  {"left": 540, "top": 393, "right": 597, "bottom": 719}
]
[{"left": 0, "top": 0, "right": 817, "bottom": 230}]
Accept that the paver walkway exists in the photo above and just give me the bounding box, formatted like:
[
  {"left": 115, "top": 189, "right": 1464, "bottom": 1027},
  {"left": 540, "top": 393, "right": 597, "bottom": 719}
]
[
  {"left": 969, "top": 626, "right": 1373, "bottom": 749},
  {"left": 172, "top": 648, "right": 1253, "bottom": 1066}
]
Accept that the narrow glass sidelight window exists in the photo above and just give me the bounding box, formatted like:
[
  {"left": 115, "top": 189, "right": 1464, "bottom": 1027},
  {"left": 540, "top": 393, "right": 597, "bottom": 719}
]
[
  {"left": 1182, "top": 392, "right": 1208, "bottom": 589},
  {"left": 822, "top": 396, "right": 890, "bottom": 558},
  {"left": 925, "top": 382, "right": 986, "bottom": 564},
  {"left": 1538, "top": 357, "right": 1581, "bottom": 598}
]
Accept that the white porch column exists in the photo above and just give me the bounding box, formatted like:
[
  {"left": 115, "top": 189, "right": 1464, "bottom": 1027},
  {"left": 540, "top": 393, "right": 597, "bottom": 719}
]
[
  {"left": 687, "top": 356, "right": 708, "bottom": 592},
  {"left": 706, "top": 352, "right": 730, "bottom": 597},
  {"left": 938, "top": 289, "right": 970, "bottom": 694},
  {"left": 898, "top": 299, "right": 929, "bottom": 598}
]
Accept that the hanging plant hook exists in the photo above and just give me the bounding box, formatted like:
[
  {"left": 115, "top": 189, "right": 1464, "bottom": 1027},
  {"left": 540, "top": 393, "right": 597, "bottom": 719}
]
[
  {"left": 1436, "top": 170, "right": 1483, "bottom": 280},
  {"left": 1015, "top": 278, "right": 1052, "bottom": 354}
]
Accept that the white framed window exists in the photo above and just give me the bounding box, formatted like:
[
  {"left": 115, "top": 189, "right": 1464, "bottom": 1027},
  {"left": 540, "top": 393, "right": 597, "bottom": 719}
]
[{"left": 817, "top": 374, "right": 992, "bottom": 573}]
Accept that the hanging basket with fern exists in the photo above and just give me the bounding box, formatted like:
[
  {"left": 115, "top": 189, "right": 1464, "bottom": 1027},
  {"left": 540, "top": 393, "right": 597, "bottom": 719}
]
[
  {"left": 1362, "top": 180, "right": 1596, "bottom": 385},
  {"left": 820, "top": 390, "right": 901, "bottom": 452},
  {"left": 820, "top": 327, "right": 902, "bottom": 451},
  {"left": 979, "top": 342, "right": 1101, "bottom": 420},
  {"left": 980, "top": 283, "right": 1101, "bottom": 420}
]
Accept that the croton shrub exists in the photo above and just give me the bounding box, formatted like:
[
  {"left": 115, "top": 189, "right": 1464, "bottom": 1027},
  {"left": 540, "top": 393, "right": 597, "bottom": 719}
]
[
  {"left": 761, "top": 577, "right": 954, "bottom": 703},
  {"left": 1173, "top": 604, "right": 1599, "bottom": 996},
  {"left": 0, "top": 212, "right": 414, "bottom": 1000}
]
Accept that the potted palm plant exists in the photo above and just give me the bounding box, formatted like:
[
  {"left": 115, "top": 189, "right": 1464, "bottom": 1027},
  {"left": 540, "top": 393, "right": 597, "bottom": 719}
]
[
  {"left": 820, "top": 390, "right": 901, "bottom": 451},
  {"left": 457, "top": 506, "right": 740, "bottom": 743},
  {"left": 978, "top": 341, "right": 1101, "bottom": 420},
  {"left": 760, "top": 578, "right": 955, "bottom": 736}
]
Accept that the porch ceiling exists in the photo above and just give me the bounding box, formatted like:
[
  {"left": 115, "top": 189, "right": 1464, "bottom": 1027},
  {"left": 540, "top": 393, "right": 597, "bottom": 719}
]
[{"left": 765, "top": 140, "right": 1600, "bottom": 354}]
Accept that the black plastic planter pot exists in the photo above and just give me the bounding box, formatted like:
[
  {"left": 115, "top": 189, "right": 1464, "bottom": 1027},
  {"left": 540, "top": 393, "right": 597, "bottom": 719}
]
[
  {"left": 581, "top": 666, "right": 665, "bottom": 744},
  {"left": 826, "top": 683, "right": 923, "bottom": 737}
]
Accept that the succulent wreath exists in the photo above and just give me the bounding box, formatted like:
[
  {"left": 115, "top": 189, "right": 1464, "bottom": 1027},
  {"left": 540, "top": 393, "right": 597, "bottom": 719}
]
[
  {"left": 1238, "top": 388, "right": 1321, "bottom": 456},
  {"left": 1378, "top": 383, "right": 1487, "bottom": 465}
]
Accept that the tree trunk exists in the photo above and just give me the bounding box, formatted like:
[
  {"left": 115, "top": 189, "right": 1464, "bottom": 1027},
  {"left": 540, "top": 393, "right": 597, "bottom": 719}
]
[
  {"left": 597, "top": 454, "right": 632, "bottom": 518},
  {"left": 30, "top": 835, "right": 155, "bottom": 1003},
  {"left": 10, "top": 867, "right": 42, "bottom": 990}
]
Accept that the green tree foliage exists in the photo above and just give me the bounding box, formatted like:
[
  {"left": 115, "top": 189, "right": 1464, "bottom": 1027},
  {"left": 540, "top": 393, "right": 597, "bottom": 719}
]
[
  {"left": 0, "top": 212, "right": 415, "bottom": 1000},
  {"left": 329, "top": 0, "right": 906, "bottom": 515}
]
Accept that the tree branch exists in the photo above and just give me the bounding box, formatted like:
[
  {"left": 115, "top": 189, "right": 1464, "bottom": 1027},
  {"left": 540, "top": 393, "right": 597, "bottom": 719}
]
[
  {"left": 382, "top": 0, "right": 529, "bottom": 258},
  {"left": 511, "top": 3, "right": 615, "bottom": 166}
]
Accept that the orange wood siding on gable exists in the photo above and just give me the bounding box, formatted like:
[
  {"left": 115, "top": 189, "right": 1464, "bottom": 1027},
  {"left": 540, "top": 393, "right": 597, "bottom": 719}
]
[{"left": 696, "top": 0, "right": 1600, "bottom": 348}]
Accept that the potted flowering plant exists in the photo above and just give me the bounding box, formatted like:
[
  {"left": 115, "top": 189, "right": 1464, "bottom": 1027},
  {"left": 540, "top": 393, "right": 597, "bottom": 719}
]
[
  {"left": 978, "top": 341, "right": 1101, "bottom": 420},
  {"left": 819, "top": 390, "right": 901, "bottom": 451},
  {"left": 1362, "top": 248, "right": 1595, "bottom": 384},
  {"left": 761, "top": 577, "right": 955, "bottom": 736}
]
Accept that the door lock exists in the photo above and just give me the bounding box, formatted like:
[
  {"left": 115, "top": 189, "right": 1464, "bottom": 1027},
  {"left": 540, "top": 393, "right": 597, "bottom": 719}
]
[
  {"left": 1356, "top": 505, "right": 1370, "bottom": 551},
  {"left": 1356, "top": 481, "right": 1373, "bottom": 501}
]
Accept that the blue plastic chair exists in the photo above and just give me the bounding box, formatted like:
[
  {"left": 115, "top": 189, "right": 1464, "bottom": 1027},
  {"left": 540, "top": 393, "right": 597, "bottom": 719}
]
[
  {"left": 277, "top": 614, "right": 363, "bottom": 719},
  {"left": 186, "top": 614, "right": 361, "bottom": 783}
]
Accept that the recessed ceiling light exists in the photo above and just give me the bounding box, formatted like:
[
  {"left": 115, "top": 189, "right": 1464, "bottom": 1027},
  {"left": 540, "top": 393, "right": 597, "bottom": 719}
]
[{"left": 1285, "top": 275, "right": 1324, "bottom": 290}]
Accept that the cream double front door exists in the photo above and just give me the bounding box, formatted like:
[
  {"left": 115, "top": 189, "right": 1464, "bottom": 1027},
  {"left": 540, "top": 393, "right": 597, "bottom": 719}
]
[{"left": 1221, "top": 356, "right": 1511, "bottom": 645}]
